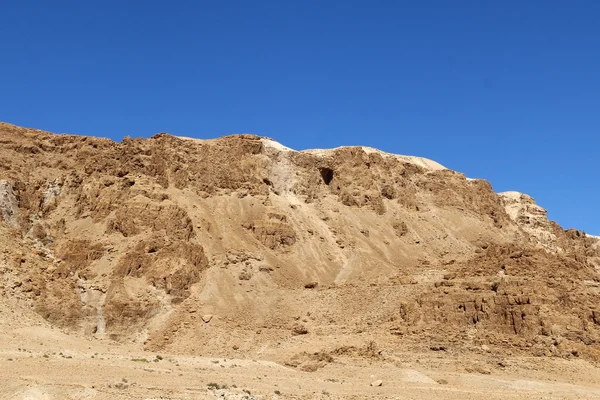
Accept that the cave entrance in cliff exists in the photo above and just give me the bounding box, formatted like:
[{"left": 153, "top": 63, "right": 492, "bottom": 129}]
[{"left": 319, "top": 167, "right": 334, "bottom": 185}]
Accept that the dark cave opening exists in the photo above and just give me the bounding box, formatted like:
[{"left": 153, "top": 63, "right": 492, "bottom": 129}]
[{"left": 319, "top": 167, "right": 334, "bottom": 185}]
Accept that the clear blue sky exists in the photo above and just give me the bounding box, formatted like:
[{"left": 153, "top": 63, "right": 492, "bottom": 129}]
[{"left": 1, "top": 1, "right": 598, "bottom": 234}]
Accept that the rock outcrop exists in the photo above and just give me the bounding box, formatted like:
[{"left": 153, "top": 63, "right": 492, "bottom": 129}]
[{"left": 1, "top": 121, "right": 599, "bottom": 362}]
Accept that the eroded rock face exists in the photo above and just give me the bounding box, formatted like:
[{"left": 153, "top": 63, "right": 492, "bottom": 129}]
[
  {"left": 0, "top": 121, "right": 599, "bottom": 361},
  {"left": 0, "top": 180, "right": 20, "bottom": 226},
  {"left": 499, "top": 191, "right": 557, "bottom": 249}
]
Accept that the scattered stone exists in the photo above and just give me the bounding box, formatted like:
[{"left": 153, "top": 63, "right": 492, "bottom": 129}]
[
  {"left": 238, "top": 271, "right": 252, "bottom": 281},
  {"left": 430, "top": 345, "right": 447, "bottom": 352},
  {"left": 202, "top": 314, "right": 213, "bottom": 323},
  {"left": 370, "top": 379, "right": 383, "bottom": 387},
  {"left": 292, "top": 324, "right": 309, "bottom": 335}
]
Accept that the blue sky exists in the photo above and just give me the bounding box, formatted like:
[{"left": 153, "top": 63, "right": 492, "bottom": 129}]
[{"left": 1, "top": 1, "right": 598, "bottom": 234}]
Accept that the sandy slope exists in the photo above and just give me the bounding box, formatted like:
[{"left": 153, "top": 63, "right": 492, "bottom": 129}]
[
  {"left": 2, "top": 299, "right": 600, "bottom": 400},
  {"left": 1, "top": 122, "right": 600, "bottom": 399}
]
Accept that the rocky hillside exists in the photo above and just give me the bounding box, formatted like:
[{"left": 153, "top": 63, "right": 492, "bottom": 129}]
[{"left": 1, "top": 121, "right": 599, "bottom": 367}]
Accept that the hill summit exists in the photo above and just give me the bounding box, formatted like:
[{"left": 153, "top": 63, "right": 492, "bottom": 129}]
[{"left": 1, "top": 122, "right": 600, "bottom": 399}]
